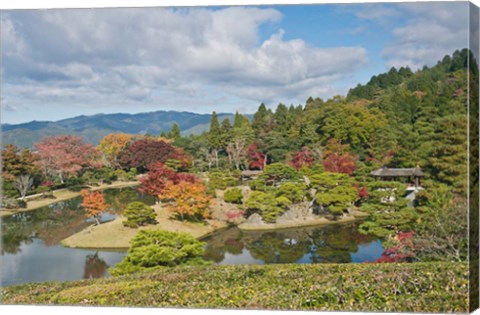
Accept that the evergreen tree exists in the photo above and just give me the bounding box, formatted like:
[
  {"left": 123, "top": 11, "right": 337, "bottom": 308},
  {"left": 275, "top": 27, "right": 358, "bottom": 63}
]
[
  {"left": 168, "top": 123, "right": 181, "bottom": 141},
  {"left": 208, "top": 112, "right": 222, "bottom": 167},
  {"left": 429, "top": 115, "right": 468, "bottom": 194}
]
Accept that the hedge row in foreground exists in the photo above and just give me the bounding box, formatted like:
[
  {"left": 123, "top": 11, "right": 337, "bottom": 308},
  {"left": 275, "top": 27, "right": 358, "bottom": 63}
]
[{"left": 2, "top": 262, "right": 468, "bottom": 313}]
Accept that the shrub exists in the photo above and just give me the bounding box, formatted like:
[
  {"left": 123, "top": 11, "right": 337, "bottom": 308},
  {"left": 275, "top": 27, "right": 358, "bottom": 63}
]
[
  {"left": 123, "top": 202, "right": 157, "bottom": 228},
  {"left": 35, "top": 185, "right": 55, "bottom": 199},
  {"left": 276, "top": 182, "right": 307, "bottom": 203},
  {"left": 260, "top": 163, "right": 300, "bottom": 185},
  {"left": 1, "top": 197, "right": 26, "bottom": 209},
  {"left": 110, "top": 229, "right": 209, "bottom": 275},
  {"left": 68, "top": 185, "right": 87, "bottom": 192},
  {"left": 224, "top": 188, "right": 243, "bottom": 204},
  {"left": 248, "top": 178, "right": 268, "bottom": 192},
  {"left": 208, "top": 171, "right": 238, "bottom": 190},
  {"left": 245, "top": 191, "right": 287, "bottom": 223}
]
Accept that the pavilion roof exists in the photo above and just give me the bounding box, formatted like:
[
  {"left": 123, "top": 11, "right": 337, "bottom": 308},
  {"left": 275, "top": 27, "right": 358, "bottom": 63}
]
[{"left": 370, "top": 167, "right": 425, "bottom": 177}]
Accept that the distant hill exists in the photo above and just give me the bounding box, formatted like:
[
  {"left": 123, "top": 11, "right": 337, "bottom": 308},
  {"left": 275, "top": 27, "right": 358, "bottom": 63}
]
[{"left": 2, "top": 111, "right": 241, "bottom": 148}]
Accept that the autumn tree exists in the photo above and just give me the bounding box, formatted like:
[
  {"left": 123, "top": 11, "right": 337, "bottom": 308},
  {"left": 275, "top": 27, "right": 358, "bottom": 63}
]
[
  {"left": 2, "top": 144, "right": 39, "bottom": 197},
  {"left": 322, "top": 139, "right": 358, "bottom": 174},
  {"left": 2, "top": 144, "right": 39, "bottom": 181},
  {"left": 97, "top": 133, "right": 134, "bottom": 167},
  {"left": 81, "top": 189, "right": 109, "bottom": 225},
  {"left": 35, "top": 136, "right": 101, "bottom": 183},
  {"left": 161, "top": 181, "right": 211, "bottom": 221},
  {"left": 289, "top": 146, "right": 315, "bottom": 170},
  {"left": 117, "top": 138, "right": 181, "bottom": 172},
  {"left": 139, "top": 162, "right": 198, "bottom": 200},
  {"left": 247, "top": 143, "right": 267, "bottom": 170}
]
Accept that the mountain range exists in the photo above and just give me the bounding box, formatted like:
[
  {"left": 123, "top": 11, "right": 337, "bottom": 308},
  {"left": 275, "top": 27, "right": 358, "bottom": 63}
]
[{"left": 2, "top": 110, "right": 240, "bottom": 148}]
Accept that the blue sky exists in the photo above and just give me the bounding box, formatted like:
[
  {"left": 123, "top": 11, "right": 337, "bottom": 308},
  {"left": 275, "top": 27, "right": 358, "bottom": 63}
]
[{"left": 1, "top": 2, "right": 470, "bottom": 124}]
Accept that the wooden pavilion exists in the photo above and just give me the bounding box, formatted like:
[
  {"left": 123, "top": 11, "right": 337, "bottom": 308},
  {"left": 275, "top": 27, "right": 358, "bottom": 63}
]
[{"left": 370, "top": 166, "right": 425, "bottom": 187}]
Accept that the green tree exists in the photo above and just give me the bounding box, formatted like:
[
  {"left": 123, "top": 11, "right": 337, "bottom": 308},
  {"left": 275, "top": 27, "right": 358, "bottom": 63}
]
[
  {"left": 245, "top": 191, "right": 287, "bottom": 223},
  {"left": 429, "top": 115, "right": 468, "bottom": 194},
  {"left": 123, "top": 202, "right": 157, "bottom": 228},
  {"left": 168, "top": 123, "right": 181, "bottom": 141},
  {"left": 208, "top": 112, "right": 222, "bottom": 167},
  {"left": 110, "top": 230, "right": 208, "bottom": 275}
]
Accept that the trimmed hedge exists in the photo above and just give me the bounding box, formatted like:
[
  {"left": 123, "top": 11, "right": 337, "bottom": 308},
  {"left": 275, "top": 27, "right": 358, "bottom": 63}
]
[{"left": 2, "top": 262, "right": 468, "bottom": 313}]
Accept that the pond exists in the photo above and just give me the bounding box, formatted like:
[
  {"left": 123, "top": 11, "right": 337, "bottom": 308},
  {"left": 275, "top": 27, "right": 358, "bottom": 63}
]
[
  {"left": 202, "top": 224, "right": 384, "bottom": 264},
  {"left": 1, "top": 187, "right": 155, "bottom": 286},
  {"left": 1, "top": 188, "right": 384, "bottom": 286}
]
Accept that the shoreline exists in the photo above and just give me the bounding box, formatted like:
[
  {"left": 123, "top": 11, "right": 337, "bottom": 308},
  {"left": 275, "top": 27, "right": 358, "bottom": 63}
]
[
  {"left": 238, "top": 212, "right": 368, "bottom": 231},
  {"left": 0, "top": 181, "right": 139, "bottom": 217},
  {"left": 61, "top": 202, "right": 229, "bottom": 249}
]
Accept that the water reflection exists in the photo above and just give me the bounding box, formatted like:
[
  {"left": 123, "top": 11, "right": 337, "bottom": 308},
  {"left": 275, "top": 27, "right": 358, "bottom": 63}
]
[
  {"left": 203, "top": 223, "right": 383, "bottom": 264},
  {"left": 83, "top": 252, "right": 109, "bottom": 279},
  {"left": 1, "top": 187, "right": 155, "bottom": 254},
  {"left": 1, "top": 187, "right": 154, "bottom": 286}
]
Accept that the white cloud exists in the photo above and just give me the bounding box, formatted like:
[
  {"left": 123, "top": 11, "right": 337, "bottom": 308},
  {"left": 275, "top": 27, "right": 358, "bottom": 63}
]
[
  {"left": 383, "top": 2, "right": 469, "bottom": 69},
  {"left": 1, "top": 6, "right": 368, "bottom": 122}
]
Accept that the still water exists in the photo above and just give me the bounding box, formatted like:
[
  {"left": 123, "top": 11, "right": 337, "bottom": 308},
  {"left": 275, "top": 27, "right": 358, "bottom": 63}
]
[
  {"left": 1, "top": 187, "right": 155, "bottom": 286},
  {"left": 202, "top": 224, "right": 384, "bottom": 265},
  {"left": 1, "top": 187, "right": 384, "bottom": 286}
]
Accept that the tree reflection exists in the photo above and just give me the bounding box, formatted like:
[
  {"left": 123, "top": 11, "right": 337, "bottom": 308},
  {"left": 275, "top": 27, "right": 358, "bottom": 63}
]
[
  {"left": 83, "top": 252, "right": 109, "bottom": 279},
  {"left": 2, "top": 187, "right": 154, "bottom": 254},
  {"left": 1, "top": 213, "right": 35, "bottom": 254},
  {"left": 203, "top": 223, "right": 380, "bottom": 264}
]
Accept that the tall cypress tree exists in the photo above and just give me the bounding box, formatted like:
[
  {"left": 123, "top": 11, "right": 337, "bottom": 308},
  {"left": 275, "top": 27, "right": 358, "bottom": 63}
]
[
  {"left": 168, "top": 123, "right": 181, "bottom": 140},
  {"left": 208, "top": 112, "right": 222, "bottom": 167}
]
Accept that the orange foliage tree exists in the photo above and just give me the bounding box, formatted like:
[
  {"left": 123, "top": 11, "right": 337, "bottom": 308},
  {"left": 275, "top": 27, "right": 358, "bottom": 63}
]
[
  {"left": 81, "top": 189, "right": 109, "bottom": 225},
  {"left": 97, "top": 133, "right": 134, "bottom": 167},
  {"left": 160, "top": 181, "right": 211, "bottom": 221}
]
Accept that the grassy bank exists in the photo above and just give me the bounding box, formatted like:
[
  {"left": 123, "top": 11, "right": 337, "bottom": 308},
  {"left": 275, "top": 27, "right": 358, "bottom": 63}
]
[
  {"left": 2, "top": 262, "right": 468, "bottom": 312},
  {"left": 0, "top": 181, "right": 139, "bottom": 217}
]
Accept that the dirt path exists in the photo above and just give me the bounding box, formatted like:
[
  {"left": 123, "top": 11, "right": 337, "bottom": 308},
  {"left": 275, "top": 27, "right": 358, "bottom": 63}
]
[{"left": 0, "top": 181, "right": 139, "bottom": 217}]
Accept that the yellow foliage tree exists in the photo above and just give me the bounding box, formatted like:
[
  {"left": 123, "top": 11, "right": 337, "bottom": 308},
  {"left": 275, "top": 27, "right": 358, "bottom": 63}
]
[{"left": 97, "top": 133, "right": 134, "bottom": 167}]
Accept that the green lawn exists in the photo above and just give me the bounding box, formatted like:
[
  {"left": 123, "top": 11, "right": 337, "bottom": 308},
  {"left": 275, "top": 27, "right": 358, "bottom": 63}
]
[{"left": 2, "top": 262, "right": 468, "bottom": 313}]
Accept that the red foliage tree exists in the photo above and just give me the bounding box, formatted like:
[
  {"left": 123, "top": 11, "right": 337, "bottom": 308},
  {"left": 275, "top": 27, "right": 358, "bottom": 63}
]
[
  {"left": 289, "top": 146, "right": 315, "bottom": 170},
  {"left": 35, "top": 136, "right": 101, "bottom": 183},
  {"left": 323, "top": 152, "right": 358, "bottom": 174},
  {"left": 81, "top": 189, "right": 110, "bottom": 225},
  {"left": 118, "top": 139, "right": 185, "bottom": 172},
  {"left": 353, "top": 183, "right": 369, "bottom": 199},
  {"left": 139, "top": 162, "right": 199, "bottom": 199},
  {"left": 247, "top": 144, "right": 266, "bottom": 170},
  {"left": 375, "top": 231, "right": 417, "bottom": 263}
]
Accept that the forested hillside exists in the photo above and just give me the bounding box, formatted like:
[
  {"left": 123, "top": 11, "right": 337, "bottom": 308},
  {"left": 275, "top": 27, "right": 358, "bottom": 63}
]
[{"left": 171, "top": 49, "right": 473, "bottom": 195}]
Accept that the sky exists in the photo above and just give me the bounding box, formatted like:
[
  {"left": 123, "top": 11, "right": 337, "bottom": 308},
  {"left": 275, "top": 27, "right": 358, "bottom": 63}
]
[{"left": 0, "top": 1, "right": 471, "bottom": 124}]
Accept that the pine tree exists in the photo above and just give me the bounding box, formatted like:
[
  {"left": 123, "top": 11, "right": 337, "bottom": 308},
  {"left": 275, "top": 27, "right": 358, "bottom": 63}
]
[
  {"left": 168, "top": 123, "right": 181, "bottom": 141},
  {"left": 429, "top": 115, "right": 468, "bottom": 194},
  {"left": 208, "top": 112, "right": 222, "bottom": 167}
]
